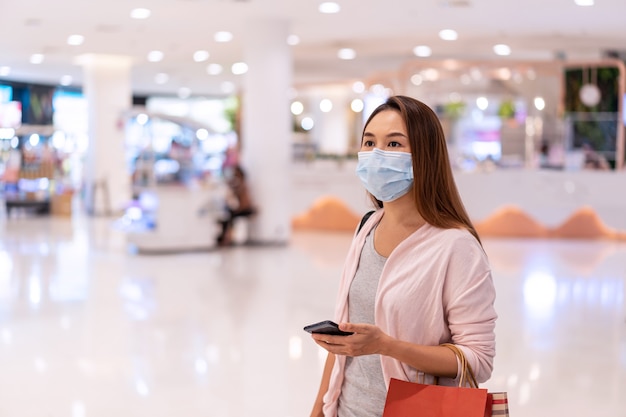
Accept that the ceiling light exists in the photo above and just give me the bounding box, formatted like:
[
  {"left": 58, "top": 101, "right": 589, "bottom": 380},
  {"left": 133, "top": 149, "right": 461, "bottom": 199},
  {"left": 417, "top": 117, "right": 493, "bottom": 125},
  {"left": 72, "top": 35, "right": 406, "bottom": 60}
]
[
  {"left": 410, "top": 74, "right": 423, "bottom": 86},
  {"left": 319, "top": 2, "right": 341, "bottom": 13},
  {"left": 351, "top": 99, "right": 364, "bottom": 113},
  {"left": 439, "top": 29, "right": 458, "bottom": 41},
  {"left": 493, "top": 44, "right": 511, "bottom": 56},
  {"left": 496, "top": 67, "right": 512, "bottom": 80},
  {"left": 177, "top": 87, "right": 191, "bottom": 99},
  {"left": 352, "top": 81, "right": 365, "bottom": 93},
  {"left": 319, "top": 99, "right": 333, "bottom": 112},
  {"left": 287, "top": 35, "right": 300, "bottom": 46},
  {"left": 534, "top": 97, "right": 546, "bottom": 111},
  {"left": 574, "top": 0, "right": 594, "bottom": 5},
  {"left": 193, "top": 50, "right": 210, "bottom": 62},
  {"left": 67, "top": 35, "right": 84, "bottom": 46},
  {"left": 476, "top": 97, "right": 489, "bottom": 110},
  {"left": 221, "top": 81, "right": 236, "bottom": 94},
  {"left": 214, "top": 31, "right": 233, "bottom": 42},
  {"left": 300, "top": 117, "right": 314, "bottom": 131},
  {"left": 60, "top": 75, "right": 73, "bottom": 86},
  {"left": 338, "top": 48, "right": 356, "bottom": 60},
  {"left": 154, "top": 73, "right": 169, "bottom": 84},
  {"left": 30, "top": 54, "right": 44, "bottom": 64},
  {"left": 413, "top": 46, "right": 432, "bottom": 57},
  {"left": 206, "top": 64, "right": 223, "bottom": 75},
  {"left": 0, "top": 66, "right": 10, "bottom": 76},
  {"left": 130, "top": 8, "right": 151, "bottom": 19},
  {"left": 147, "top": 51, "right": 164, "bottom": 62},
  {"left": 421, "top": 68, "right": 439, "bottom": 81},
  {"left": 231, "top": 62, "right": 248, "bottom": 75},
  {"left": 291, "top": 101, "right": 304, "bottom": 115}
]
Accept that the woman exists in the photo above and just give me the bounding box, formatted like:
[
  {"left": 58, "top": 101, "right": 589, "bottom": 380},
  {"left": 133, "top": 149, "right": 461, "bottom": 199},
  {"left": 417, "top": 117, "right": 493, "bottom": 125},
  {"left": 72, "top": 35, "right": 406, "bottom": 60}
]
[
  {"left": 217, "top": 165, "right": 256, "bottom": 246},
  {"left": 309, "top": 96, "right": 497, "bottom": 417}
]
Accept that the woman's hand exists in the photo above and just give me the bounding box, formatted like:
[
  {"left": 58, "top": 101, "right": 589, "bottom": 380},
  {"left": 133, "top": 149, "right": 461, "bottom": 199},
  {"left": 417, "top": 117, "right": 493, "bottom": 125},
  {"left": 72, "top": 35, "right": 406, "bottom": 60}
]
[{"left": 310, "top": 323, "right": 392, "bottom": 357}]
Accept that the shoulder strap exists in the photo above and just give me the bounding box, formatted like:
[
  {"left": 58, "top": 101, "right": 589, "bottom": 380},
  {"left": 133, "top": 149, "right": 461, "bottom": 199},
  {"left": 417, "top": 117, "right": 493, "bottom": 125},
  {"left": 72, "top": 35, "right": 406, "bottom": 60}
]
[{"left": 357, "top": 210, "right": 375, "bottom": 233}]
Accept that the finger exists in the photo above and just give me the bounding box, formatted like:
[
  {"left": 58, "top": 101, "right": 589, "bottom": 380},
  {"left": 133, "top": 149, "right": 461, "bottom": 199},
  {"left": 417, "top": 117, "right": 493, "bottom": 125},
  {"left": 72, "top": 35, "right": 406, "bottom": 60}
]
[{"left": 339, "top": 322, "right": 367, "bottom": 334}]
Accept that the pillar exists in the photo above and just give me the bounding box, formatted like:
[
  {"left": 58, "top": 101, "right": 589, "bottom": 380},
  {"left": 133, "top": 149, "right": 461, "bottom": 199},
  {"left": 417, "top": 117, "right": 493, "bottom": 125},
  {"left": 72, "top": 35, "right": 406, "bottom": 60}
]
[
  {"left": 240, "top": 19, "right": 292, "bottom": 244},
  {"left": 78, "top": 54, "right": 133, "bottom": 215}
]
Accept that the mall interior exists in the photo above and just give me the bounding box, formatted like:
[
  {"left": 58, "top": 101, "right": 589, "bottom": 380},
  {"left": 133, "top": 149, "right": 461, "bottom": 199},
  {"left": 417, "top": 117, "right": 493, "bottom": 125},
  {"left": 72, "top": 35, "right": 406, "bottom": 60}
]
[{"left": 1, "top": 1, "right": 626, "bottom": 416}]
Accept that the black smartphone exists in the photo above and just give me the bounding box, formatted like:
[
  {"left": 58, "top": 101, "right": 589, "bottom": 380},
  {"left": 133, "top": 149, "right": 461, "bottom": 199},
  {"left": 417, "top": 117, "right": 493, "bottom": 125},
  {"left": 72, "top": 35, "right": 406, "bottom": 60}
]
[{"left": 303, "top": 320, "right": 354, "bottom": 336}]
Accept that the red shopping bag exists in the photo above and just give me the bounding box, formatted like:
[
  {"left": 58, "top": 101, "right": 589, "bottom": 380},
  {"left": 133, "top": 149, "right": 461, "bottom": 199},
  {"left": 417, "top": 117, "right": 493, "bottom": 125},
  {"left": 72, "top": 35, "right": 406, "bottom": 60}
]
[
  {"left": 382, "top": 378, "right": 489, "bottom": 417},
  {"left": 383, "top": 344, "right": 509, "bottom": 417}
]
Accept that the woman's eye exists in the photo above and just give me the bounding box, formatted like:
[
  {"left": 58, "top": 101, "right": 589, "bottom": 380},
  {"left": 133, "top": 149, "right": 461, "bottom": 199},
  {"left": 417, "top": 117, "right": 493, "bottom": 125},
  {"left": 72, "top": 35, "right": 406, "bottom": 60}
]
[
  {"left": 388, "top": 141, "right": 401, "bottom": 148},
  {"left": 362, "top": 140, "right": 374, "bottom": 147}
]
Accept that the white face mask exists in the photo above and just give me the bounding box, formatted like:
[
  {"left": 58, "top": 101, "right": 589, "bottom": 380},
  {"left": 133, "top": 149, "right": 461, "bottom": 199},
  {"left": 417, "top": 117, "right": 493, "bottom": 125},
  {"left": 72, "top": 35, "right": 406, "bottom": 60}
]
[{"left": 355, "top": 148, "right": 414, "bottom": 202}]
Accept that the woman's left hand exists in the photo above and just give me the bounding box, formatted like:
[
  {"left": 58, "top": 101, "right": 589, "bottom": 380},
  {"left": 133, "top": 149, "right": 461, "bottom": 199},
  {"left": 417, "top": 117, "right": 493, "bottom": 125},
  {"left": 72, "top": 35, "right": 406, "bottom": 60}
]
[{"left": 310, "top": 323, "right": 391, "bottom": 357}]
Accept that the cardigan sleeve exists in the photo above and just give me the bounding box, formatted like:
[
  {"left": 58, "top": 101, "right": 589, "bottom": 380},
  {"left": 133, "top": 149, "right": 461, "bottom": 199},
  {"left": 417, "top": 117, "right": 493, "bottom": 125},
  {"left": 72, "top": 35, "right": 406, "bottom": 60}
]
[{"left": 441, "top": 232, "right": 497, "bottom": 383}]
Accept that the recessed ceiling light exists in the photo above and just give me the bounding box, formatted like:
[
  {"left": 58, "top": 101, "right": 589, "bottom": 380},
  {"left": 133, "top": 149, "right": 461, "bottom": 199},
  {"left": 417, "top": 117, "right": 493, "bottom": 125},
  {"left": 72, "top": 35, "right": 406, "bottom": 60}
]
[
  {"left": 206, "top": 63, "right": 223, "bottom": 75},
  {"left": 496, "top": 67, "right": 512, "bottom": 80},
  {"left": 439, "top": 29, "right": 458, "bottom": 41},
  {"left": 291, "top": 101, "right": 304, "bottom": 115},
  {"left": 214, "top": 31, "right": 233, "bottom": 42},
  {"left": 60, "top": 75, "right": 72, "bottom": 86},
  {"left": 534, "top": 97, "right": 546, "bottom": 110},
  {"left": 0, "top": 66, "right": 10, "bottom": 76},
  {"left": 221, "top": 81, "right": 236, "bottom": 94},
  {"left": 130, "top": 8, "right": 151, "bottom": 19},
  {"left": 574, "top": 0, "right": 594, "bottom": 5},
  {"left": 493, "top": 44, "right": 511, "bottom": 56},
  {"left": 338, "top": 48, "right": 356, "bottom": 60},
  {"left": 319, "top": 98, "right": 333, "bottom": 112},
  {"left": 193, "top": 50, "right": 210, "bottom": 62},
  {"left": 319, "top": 2, "right": 341, "bottom": 13},
  {"left": 413, "top": 46, "right": 432, "bottom": 57},
  {"left": 351, "top": 99, "right": 364, "bottom": 113},
  {"left": 287, "top": 35, "right": 300, "bottom": 46},
  {"left": 421, "top": 68, "right": 439, "bottom": 81},
  {"left": 231, "top": 62, "right": 248, "bottom": 75},
  {"left": 410, "top": 74, "right": 423, "bottom": 86},
  {"left": 67, "top": 35, "right": 84, "bottom": 46},
  {"left": 352, "top": 81, "right": 365, "bottom": 93},
  {"left": 147, "top": 51, "right": 164, "bottom": 62},
  {"left": 154, "top": 73, "right": 169, "bottom": 84},
  {"left": 30, "top": 54, "right": 44, "bottom": 64},
  {"left": 178, "top": 87, "right": 191, "bottom": 99}
]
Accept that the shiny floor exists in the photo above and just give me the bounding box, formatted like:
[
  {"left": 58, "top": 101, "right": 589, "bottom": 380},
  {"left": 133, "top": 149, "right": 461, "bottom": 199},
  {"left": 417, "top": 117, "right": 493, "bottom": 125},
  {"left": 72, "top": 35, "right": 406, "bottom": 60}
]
[{"left": 0, "top": 214, "right": 625, "bottom": 417}]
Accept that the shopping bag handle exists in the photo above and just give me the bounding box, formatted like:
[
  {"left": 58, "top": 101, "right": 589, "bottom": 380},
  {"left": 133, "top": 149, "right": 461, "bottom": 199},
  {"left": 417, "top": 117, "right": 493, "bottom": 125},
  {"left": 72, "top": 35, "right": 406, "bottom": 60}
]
[{"left": 439, "top": 343, "right": 480, "bottom": 389}]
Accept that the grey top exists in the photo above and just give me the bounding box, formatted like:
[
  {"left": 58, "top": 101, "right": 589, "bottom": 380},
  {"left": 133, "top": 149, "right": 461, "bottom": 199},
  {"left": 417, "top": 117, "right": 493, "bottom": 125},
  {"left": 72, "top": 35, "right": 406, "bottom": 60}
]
[{"left": 337, "top": 226, "right": 387, "bottom": 417}]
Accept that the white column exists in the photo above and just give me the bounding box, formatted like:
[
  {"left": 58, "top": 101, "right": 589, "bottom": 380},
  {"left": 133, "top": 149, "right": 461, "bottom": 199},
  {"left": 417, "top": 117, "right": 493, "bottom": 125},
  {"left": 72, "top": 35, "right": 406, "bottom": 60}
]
[
  {"left": 78, "top": 54, "right": 133, "bottom": 215},
  {"left": 241, "top": 19, "right": 292, "bottom": 244}
]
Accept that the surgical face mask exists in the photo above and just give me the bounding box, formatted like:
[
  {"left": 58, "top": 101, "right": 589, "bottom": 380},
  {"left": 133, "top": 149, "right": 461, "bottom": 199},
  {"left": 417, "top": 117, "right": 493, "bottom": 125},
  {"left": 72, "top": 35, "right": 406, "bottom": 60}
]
[{"left": 355, "top": 148, "right": 414, "bottom": 202}]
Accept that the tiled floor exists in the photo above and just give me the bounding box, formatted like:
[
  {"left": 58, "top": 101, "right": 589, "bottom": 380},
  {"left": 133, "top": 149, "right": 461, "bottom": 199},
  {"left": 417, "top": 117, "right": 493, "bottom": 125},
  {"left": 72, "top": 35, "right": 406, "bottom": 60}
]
[{"left": 0, "top": 214, "right": 625, "bottom": 417}]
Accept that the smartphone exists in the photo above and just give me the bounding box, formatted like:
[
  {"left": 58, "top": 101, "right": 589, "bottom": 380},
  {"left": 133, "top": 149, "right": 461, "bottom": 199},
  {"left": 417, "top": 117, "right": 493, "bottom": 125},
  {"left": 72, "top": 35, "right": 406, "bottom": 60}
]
[{"left": 303, "top": 320, "right": 354, "bottom": 336}]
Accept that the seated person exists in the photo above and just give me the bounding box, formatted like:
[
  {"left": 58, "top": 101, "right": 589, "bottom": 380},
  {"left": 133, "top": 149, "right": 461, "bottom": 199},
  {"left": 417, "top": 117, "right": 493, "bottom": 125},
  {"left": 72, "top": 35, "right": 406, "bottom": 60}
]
[{"left": 217, "top": 165, "right": 256, "bottom": 245}]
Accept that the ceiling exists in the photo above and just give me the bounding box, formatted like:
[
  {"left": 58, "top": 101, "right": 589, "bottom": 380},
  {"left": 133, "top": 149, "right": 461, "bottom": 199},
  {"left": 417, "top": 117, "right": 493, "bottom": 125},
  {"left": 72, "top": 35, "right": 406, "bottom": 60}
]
[{"left": 1, "top": 0, "right": 625, "bottom": 98}]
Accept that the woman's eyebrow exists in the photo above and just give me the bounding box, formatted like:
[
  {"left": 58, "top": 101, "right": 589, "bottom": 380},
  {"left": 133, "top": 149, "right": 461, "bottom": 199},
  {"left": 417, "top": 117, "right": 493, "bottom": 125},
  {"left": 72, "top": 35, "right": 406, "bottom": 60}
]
[{"left": 362, "top": 131, "right": 407, "bottom": 138}]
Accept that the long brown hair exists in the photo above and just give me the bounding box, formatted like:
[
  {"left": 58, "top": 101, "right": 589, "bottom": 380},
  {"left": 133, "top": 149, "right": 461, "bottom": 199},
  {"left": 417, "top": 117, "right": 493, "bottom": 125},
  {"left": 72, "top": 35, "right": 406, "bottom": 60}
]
[{"left": 362, "top": 95, "right": 481, "bottom": 244}]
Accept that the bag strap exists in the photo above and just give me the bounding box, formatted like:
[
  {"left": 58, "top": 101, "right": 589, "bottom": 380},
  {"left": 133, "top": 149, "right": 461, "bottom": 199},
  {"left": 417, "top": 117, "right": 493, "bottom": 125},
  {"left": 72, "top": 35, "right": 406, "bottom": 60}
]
[
  {"left": 440, "top": 343, "right": 480, "bottom": 389},
  {"left": 357, "top": 210, "right": 375, "bottom": 233}
]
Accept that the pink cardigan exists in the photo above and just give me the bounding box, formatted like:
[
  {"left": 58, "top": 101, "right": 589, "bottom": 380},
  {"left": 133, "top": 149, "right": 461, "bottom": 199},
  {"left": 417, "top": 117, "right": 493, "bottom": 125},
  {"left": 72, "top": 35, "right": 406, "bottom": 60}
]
[{"left": 323, "top": 209, "right": 497, "bottom": 417}]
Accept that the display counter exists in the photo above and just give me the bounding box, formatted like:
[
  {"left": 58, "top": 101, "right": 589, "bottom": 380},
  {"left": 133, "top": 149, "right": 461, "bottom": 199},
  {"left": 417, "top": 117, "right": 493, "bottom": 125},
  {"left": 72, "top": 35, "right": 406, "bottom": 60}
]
[{"left": 126, "top": 183, "right": 227, "bottom": 253}]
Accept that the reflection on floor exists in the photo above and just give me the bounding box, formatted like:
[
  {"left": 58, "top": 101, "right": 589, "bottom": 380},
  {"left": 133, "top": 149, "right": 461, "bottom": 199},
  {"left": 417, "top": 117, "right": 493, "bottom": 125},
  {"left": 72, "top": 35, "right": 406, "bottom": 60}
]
[{"left": 0, "top": 215, "right": 624, "bottom": 417}]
